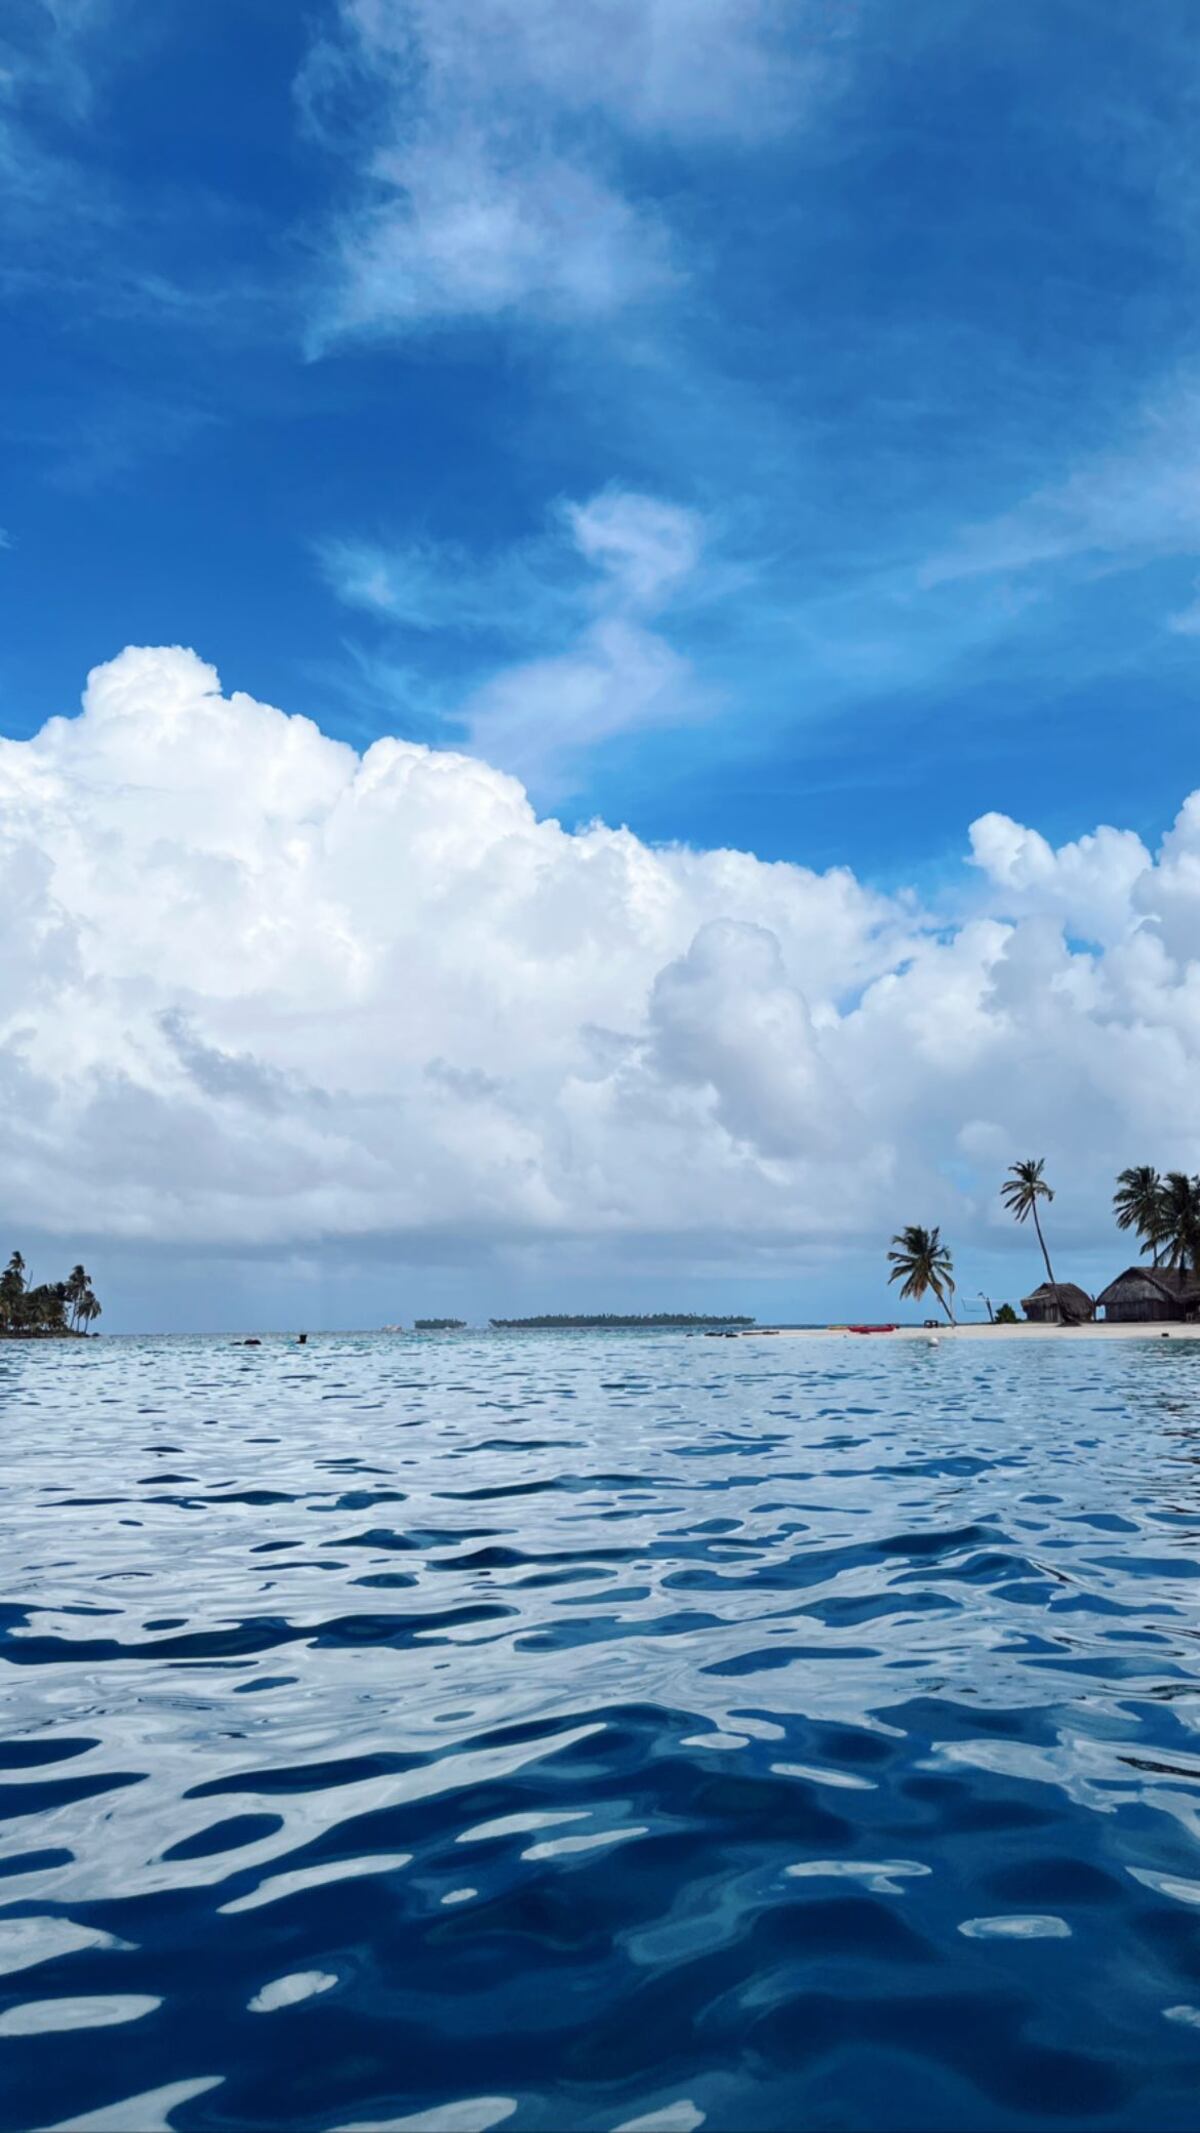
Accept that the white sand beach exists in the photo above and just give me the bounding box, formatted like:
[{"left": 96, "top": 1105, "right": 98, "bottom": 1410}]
[{"left": 743, "top": 1321, "right": 1200, "bottom": 1342}]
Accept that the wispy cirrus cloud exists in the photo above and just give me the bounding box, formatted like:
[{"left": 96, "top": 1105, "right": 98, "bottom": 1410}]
[
  {"left": 458, "top": 612, "right": 704, "bottom": 788},
  {"left": 566, "top": 490, "right": 704, "bottom": 608},
  {"left": 319, "top": 488, "right": 714, "bottom": 787},
  {"left": 1168, "top": 583, "right": 1200, "bottom": 636},
  {"left": 317, "top": 528, "right": 570, "bottom": 638},
  {"left": 321, "top": 140, "right": 675, "bottom": 340},
  {"left": 1, "top": 0, "right": 103, "bottom": 148},
  {"left": 921, "top": 381, "right": 1200, "bottom": 594},
  {"left": 0, "top": 1, "right": 279, "bottom": 360},
  {"left": 300, "top": 0, "right": 848, "bottom": 344},
  {"left": 0, "top": 0, "right": 114, "bottom": 261}
]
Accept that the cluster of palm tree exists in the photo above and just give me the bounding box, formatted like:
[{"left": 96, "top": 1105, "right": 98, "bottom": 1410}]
[
  {"left": 0, "top": 1253, "right": 102, "bottom": 1337},
  {"left": 1113, "top": 1168, "right": 1200, "bottom": 1272},
  {"left": 887, "top": 1158, "right": 1060, "bottom": 1323}
]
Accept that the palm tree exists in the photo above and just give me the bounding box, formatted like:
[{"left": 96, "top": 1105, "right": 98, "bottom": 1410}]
[
  {"left": 0, "top": 1253, "right": 25, "bottom": 1332},
  {"left": 1001, "top": 1157, "right": 1060, "bottom": 1312},
  {"left": 887, "top": 1225, "right": 956, "bottom": 1323},
  {"left": 20, "top": 1283, "right": 67, "bottom": 1333},
  {"left": 0, "top": 1252, "right": 101, "bottom": 1337},
  {"left": 1113, "top": 1167, "right": 1166, "bottom": 1264},
  {"left": 65, "top": 1264, "right": 90, "bottom": 1333},
  {"left": 1157, "top": 1173, "right": 1200, "bottom": 1273}
]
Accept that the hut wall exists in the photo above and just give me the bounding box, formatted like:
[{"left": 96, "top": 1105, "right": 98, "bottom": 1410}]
[
  {"left": 1100, "top": 1275, "right": 1182, "bottom": 1323},
  {"left": 1105, "top": 1297, "right": 1178, "bottom": 1322}
]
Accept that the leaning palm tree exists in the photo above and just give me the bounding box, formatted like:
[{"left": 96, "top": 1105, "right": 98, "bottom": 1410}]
[
  {"left": 1157, "top": 1173, "right": 1200, "bottom": 1273},
  {"left": 887, "top": 1225, "right": 956, "bottom": 1323},
  {"left": 1113, "top": 1167, "right": 1166, "bottom": 1264},
  {"left": 1001, "top": 1158, "right": 1060, "bottom": 1309}
]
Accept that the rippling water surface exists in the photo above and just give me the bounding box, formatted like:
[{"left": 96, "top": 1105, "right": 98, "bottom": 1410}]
[{"left": 6, "top": 1332, "right": 1200, "bottom": 2130}]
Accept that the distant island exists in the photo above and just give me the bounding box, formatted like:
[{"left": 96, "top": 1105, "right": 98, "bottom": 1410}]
[
  {"left": 489, "top": 1313, "right": 756, "bottom": 1329},
  {"left": 1, "top": 1252, "right": 102, "bottom": 1338},
  {"left": 414, "top": 1318, "right": 467, "bottom": 1331}
]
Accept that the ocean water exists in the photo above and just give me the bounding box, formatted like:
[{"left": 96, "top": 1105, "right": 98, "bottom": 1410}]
[{"left": 4, "top": 1333, "right": 1200, "bottom": 2131}]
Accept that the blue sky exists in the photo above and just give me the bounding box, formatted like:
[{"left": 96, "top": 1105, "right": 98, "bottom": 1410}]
[
  {"left": 4, "top": 0, "right": 1198, "bottom": 885},
  {"left": 4, "top": 1, "right": 1200, "bottom": 1330}
]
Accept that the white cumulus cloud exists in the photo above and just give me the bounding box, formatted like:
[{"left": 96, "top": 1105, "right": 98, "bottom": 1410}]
[{"left": 3, "top": 645, "right": 1200, "bottom": 1281}]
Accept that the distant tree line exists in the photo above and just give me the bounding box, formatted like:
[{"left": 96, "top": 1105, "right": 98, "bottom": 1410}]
[
  {"left": 0, "top": 1253, "right": 101, "bottom": 1337},
  {"left": 489, "top": 1313, "right": 756, "bottom": 1329},
  {"left": 414, "top": 1318, "right": 467, "bottom": 1331}
]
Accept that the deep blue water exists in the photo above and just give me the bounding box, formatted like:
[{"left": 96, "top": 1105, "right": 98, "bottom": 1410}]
[{"left": 4, "top": 1332, "right": 1200, "bottom": 2131}]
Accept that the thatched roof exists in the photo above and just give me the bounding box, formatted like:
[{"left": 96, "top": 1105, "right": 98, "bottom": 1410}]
[
  {"left": 1020, "top": 1282, "right": 1094, "bottom": 1310},
  {"left": 1096, "top": 1265, "right": 1200, "bottom": 1307}
]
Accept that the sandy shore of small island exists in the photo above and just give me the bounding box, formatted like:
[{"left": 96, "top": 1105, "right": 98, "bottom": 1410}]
[{"left": 741, "top": 1321, "right": 1200, "bottom": 1342}]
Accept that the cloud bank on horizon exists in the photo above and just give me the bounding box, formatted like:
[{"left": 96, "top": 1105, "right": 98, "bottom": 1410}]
[{"left": 5, "top": 646, "right": 1199, "bottom": 1290}]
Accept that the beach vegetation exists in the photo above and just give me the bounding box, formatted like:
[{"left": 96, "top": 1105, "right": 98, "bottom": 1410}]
[
  {"left": 1001, "top": 1158, "right": 1059, "bottom": 1291},
  {"left": 0, "top": 1252, "right": 101, "bottom": 1337},
  {"left": 1111, "top": 1167, "right": 1200, "bottom": 1272},
  {"left": 1113, "top": 1167, "right": 1168, "bottom": 1264},
  {"left": 886, "top": 1226, "right": 956, "bottom": 1323},
  {"left": 1156, "top": 1173, "right": 1200, "bottom": 1273}
]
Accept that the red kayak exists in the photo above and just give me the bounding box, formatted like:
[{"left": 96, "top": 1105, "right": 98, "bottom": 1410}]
[{"left": 847, "top": 1324, "right": 897, "bottom": 1335}]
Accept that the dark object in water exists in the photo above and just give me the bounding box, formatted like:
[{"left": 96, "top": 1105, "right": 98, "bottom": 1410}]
[
  {"left": 297, "top": 1333, "right": 308, "bottom": 1344},
  {"left": 243, "top": 1338, "right": 262, "bottom": 1347}
]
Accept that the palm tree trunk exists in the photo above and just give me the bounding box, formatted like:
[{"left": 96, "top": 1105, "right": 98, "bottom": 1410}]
[
  {"left": 1031, "top": 1201, "right": 1058, "bottom": 1316},
  {"left": 934, "top": 1282, "right": 956, "bottom": 1325}
]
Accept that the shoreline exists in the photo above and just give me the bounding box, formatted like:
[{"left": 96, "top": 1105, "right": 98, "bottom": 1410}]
[
  {"left": 15, "top": 1322, "right": 1199, "bottom": 1344},
  {"left": 0, "top": 1327, "right": 87, "bottom": 1341},
  {"left": 742, "top": 1321, "right": 1200, "bottom": 1342}
]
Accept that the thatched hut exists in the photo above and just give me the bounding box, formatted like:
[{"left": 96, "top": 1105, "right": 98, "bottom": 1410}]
[
  {"left": 1020, "top": 1282, "right": 1094, "bottom": 1325},
  {"left": 1095, "top": 1267, "right": 1200, "bottom": 1323}
]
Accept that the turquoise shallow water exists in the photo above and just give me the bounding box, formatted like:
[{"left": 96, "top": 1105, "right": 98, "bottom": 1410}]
[{"left": 4, "top": 1331, "right": 1200, "bottom": 2130}]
